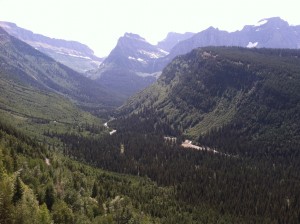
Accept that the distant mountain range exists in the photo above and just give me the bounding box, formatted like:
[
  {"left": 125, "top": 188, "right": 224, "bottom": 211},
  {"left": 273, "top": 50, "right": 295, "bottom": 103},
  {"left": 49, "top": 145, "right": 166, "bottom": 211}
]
[
  {"left": 0, "top": 21, "right": 103, "bottom": 73},
  {"left": 167, "top": 17, "right": 300, "bottom": 60},
  {"left": 90, "top": 17, "right": 300, "bottom": 98},
  {"left": 2, "top": 17, "right": 300, "bottom": 101}
]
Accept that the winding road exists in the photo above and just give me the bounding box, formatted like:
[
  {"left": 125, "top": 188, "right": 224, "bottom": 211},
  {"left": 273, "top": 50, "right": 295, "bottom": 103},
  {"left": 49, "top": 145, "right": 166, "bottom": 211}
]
[{"left": 104, "top": 120, "right": 117, "bottom": 135}]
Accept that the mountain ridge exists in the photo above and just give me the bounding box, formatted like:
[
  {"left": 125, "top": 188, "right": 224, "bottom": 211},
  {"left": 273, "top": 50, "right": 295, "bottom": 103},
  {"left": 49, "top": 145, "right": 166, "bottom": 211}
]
[
  {"left": 157, "top": 31, "right": 195, "bottom": 52},
  {"left": 0, "top": 21, "right": 103, "bottom": 73},
  {"left": 168, "top": 17, "right": 300, "bottom": 59}
]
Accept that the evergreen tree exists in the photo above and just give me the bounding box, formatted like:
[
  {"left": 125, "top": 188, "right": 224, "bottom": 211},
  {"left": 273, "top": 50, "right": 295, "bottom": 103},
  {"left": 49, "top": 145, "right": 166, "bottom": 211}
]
[
  {"left": 91, "top": 182, "right": 98, "bottom": 198},
  {"left": 45, "top": 185, "right": 55, "bottom": 210},
  {"left": 12, "top": 177, "right": 23, "bottom": 205}
]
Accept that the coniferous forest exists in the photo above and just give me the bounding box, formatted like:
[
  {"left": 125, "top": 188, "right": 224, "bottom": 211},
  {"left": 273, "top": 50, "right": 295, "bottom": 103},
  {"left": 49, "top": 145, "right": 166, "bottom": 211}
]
[{"left": 50, "top": 108, "right": 300, "bottom": 223}]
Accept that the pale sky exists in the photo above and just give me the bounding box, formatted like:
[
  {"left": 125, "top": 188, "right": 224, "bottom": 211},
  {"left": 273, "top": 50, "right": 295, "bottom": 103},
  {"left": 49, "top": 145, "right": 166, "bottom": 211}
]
[{"left": 0, "top": 0, "right": 299, "bottom": 57}]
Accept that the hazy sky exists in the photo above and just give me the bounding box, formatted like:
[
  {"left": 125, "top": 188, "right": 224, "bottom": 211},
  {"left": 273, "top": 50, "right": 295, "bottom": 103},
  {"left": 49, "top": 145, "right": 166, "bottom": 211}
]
[{"left": 0, "top": 0, "right": 299, "bottom": 57}]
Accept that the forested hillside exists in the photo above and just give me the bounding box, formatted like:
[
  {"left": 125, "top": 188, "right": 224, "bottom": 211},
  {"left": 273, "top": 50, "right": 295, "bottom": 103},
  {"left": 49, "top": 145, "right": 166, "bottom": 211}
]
[{"left": 120, "top": 47, "right": 300, "bottom": 154}]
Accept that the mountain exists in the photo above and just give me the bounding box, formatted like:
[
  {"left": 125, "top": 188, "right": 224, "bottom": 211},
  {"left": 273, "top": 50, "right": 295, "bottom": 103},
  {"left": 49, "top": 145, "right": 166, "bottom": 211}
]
[
  {"left": 168, "top": 17, "right": 300, "bottom": 59},
  {"left": 0, "top": 21, "right": 103, "bottom": 73},
  {"left": 166, "top": 27, "right": 235, "bottom": 60},
  {"left": 241, "top": 17, "right": 300, "bottom": 48},
  {"left": 120, "top": 47, "right": 300, "bottom": 153},
  {"left": 0, "top": 26, "right": 121, "bottom": 136},
  {"left": 0, "top": 27, "right": 118, "bottom": 107},
  {"left": 99, "top": 33, "right": 168, "bottom": 74},
  {"left": 90, "top": 33, "right": 168, "bottom": 98},
  {"left": 156, "top": 32, "right": 195, "bottom": 52},
  {"left": 153, "top": 17, "right": 300, "bottom": 73}
]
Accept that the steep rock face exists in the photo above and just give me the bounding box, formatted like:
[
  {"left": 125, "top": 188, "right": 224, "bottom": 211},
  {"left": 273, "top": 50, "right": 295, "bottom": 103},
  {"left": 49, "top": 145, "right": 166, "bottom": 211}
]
[
  {"left": 0, "top": 21, "right": 103, "bottom": 73},
  {"left": 101, "top": 33, "right": 168, "bottom": 74},
  {"left": 91, "top": 33, "right": 168, "bottom": 98},
  {"left": 157, "top": 32, "right": 195, "bottom": 52},
  {"left": 120, "top": 47, "right": 300, "bottom": 149}
]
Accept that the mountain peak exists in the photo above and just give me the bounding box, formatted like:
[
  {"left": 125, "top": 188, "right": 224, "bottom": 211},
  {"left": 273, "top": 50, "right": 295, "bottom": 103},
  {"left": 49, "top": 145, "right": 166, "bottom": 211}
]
[
  {"left": 104, "top": 32, "right": 168, "bottom": 72},
  {"left": 157, "top": 32, "right": 195, "bottom": 52},
  {"left": 123, "top": 33, "right": 146, "bottom": 42},
  {"left": 0, "top": 21, "right": 17, "bottom": 29},
  {"left": 207, "top": 26, "right": 218, "bottom": 30},
  {"left": 164, "top": 32, "right": 194, "bottom": 39},
  {"left": 254, "top": 17, "right": 289, "bottom": 27}
]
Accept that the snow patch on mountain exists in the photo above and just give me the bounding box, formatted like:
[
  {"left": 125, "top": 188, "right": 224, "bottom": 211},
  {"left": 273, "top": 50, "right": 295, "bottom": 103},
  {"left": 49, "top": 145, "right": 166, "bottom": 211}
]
[
  {"left": 128, "top": 56, "right": 147, "bottom": 64},
  {"left": 139, "top": 50, "right": 167, "bottom": 59},
  {"left": 128, "top": 56, "right": 135, "bottom": 60},
  {"left": 136, "top": 71, "right": 162, "bottom": 78},
  {"left": 159, "top": 48, "right": 169, "bottom": 55},
  {"left": 247, "top": 42, "right": 258, "bottom": 48},
  {"left": 57, "top": 52, "right": 91, "bottom": 60},
  {"left": 255, "top": 19, "right": 268, "bottom": 27},
  {"left": 137, "top": 58, "right": 145, "bottom": 62}
]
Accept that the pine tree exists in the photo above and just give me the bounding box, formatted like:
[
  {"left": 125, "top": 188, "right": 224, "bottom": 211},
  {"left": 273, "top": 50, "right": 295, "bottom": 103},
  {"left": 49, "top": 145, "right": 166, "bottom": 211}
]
[
  {"left": 45, "top": 185, "right": 55, "bottom": 210},
  {"left": 13, "top": 177, "right": 23, "bottom": 205},
  {"left": 91, "top": 181, "right": 98, "bottom": 198}
]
